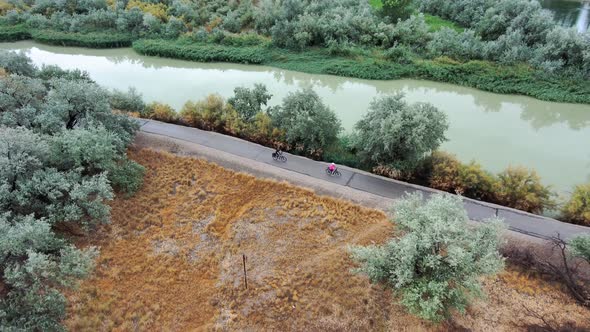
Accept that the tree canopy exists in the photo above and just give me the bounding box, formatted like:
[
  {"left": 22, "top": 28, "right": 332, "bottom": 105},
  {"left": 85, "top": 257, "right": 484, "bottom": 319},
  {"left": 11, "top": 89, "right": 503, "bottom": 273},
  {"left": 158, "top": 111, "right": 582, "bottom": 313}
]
[
  {"left": 0, "top": 50, "right": 143, "bottom": 330},
  {"left": 354, "top": 93, "right": 448, "bottom": 171},
  {"left": 351, "top": 192, "right": 505, "bottom": 321}
]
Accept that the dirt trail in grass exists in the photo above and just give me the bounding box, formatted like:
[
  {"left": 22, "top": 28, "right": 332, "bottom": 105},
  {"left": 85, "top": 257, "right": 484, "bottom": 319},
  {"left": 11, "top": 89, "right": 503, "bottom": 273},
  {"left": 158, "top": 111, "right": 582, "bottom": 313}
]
[{"left": 65, "top": 148, "right": 590, "bottom": 331}]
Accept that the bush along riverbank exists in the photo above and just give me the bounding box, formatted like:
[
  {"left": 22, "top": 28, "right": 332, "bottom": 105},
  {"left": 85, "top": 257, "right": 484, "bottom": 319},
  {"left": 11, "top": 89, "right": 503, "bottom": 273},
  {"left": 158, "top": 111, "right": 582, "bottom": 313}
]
[
  {"left": 105, "top": 76, "right": 590, "bottom": 226},
  {"left": 1, "top": 0, "right": 589, "bottom": 104},
  {"left": 30, "top": 30, "right": 133, "bottom": 48},
  {"left": 0, "top": 25, "right": 132, "bottom": 48}
]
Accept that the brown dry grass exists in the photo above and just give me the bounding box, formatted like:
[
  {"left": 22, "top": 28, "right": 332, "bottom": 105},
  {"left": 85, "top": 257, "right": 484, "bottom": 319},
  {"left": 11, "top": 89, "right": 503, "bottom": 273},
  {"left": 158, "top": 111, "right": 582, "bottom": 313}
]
[{"left": 65, "top": 148, "right": 590, "bottom": 331}]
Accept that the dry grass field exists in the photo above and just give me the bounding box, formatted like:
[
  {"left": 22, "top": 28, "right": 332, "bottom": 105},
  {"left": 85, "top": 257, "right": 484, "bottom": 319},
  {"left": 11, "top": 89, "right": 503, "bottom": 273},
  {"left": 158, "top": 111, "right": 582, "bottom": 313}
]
[{"left": 65, "top": 148, "right": 590, "bottom": 331}]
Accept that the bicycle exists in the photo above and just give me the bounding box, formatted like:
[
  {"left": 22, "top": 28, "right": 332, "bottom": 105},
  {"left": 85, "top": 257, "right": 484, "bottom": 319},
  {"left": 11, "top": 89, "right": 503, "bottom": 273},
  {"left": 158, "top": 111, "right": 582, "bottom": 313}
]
[
  {"left": 325, "top": 167, "right": 341, "bottom": 177},
  {"left": 272, "top": 150, "right": 287, "bottom": 162}
]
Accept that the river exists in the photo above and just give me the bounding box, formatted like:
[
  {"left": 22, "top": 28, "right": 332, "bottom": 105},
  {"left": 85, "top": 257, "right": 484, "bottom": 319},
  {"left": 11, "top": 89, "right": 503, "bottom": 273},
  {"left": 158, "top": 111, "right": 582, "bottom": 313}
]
[
  {"left": 541, "top": 0, "right": 590, "bottom": 32},
  {"left": 1, "top": 41, "right": 589, "bottom": 194}
]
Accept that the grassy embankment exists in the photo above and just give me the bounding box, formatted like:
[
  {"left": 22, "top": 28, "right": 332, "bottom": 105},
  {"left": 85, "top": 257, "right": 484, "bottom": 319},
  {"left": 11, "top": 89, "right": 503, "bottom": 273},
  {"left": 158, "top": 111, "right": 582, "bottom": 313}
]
[
  {"left": 65, "top": 148, "right": 590, "bottom": 330},
  {"left": 0, "top": 24, "right": 132, "bottom": 48}
]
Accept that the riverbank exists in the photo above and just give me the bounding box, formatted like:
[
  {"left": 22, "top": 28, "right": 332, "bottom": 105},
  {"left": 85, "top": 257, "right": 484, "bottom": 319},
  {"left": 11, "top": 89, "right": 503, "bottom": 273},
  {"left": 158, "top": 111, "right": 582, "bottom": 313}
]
[
  {"left": 1, "top": 23, "right": 588, "bottom": 105},
  {"left": 132, "top": 39, "right": 590, "bottom": 105}
]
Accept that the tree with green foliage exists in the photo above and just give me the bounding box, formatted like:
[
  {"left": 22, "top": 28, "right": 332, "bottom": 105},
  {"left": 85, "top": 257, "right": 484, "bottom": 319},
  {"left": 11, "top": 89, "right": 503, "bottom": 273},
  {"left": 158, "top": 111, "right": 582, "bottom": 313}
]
[
  {"left": 109, "top": 87, "right": 146, "bottom": 115},
  {"left": 144, "top": 101, "right": 177, "bottom": 122},
  {"left": 270, "top": 88, "right": 341, "bottom": 156},
  {"left": 163, "top": 16, "right": 186, "bottom": 38},
  {"left": 351, "top": 192, "right": 505, "bottom": 322},
  {"left": 0, "top": 50, "right": 144, "bottom": 330},
  {"left": 570, "top": 235, "right": 590, "bottom": 263},
  {"left": 50, "top": 126, "right": 144, "bottom": 195},
  {"left": 227, "top": 83, "right": 272, "bottom": 121},
  {"left": 382, "top": 0, "right": 414, "bottom": 21},
  {"left": 37, "top": 64, "right": 93, "bottom": 82},
  {"left": 0, "top": 50, "right": 36, "bottom": 76},
  {"left": 1, "top": 126, "right": 114, "bottom": 226},
  {"left": 562, "top": 184, "right": 590, "bottom": 226},
  {"left": 494, "top": 166, "right": 554, "bottom": 214},
  {"left": 0, "top": 213, "right": 98, "bottom": 331},
  {"left": 354, "top": 93, "right": 448, "bottom": 172}
]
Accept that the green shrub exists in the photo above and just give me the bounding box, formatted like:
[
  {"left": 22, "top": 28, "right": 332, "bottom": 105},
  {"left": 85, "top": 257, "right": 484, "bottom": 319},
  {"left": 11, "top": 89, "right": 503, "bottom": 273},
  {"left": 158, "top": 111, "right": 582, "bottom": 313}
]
[
  {"left": 323, "top": 134, "right": 363, "bottom": 169},
  {"left": 242, "top": 111, "right": 284, "bottom": 144},
  {"left": 31, "top": 29, "right": 133, "bottom": 48},
  {"left": 428, "top": 151, "right": 462, "bottom": 192},
  {"left": 110, "top": 87, "right": 145, "bottom": 114},
  {"left": 0, "top": 50, "right": 36, "bottom": 76},
  {"left": 37, "top": 64, "right": 92, "bottom": 82},
  {"left": 494, "top": 166, "right": 554, "bottom": 214},
  {"left": 414, "top": 59, "right": 590, "bottom": 104},
  {"left": 227, "top": 83, "right": 272, "bottom": 121},
  {"left": 325, "top": 39, "right": 355, "bottom": 57},
  {"left": 457, "top": 161, "right": 496, "bottom": 202},
  {"left": 423, "top": 14, "right": 464, "bottom": 32},
  {"left": 219, "top": 32, "right": 270, "bottom": 47},
  {"left": 561, "top": 184, "right": 590, "bottom": 226},
  {"left": 108, "top": 159, "right": 146, "bottom": 196},
  {"left": 180, "top": 94, "right": 242, "bottom": 134},
  {"left": 354, "top": 93, "right": 448, "bottom": 171},
  {"left": 570, "top": 235, "right": 590, "bottom": 262},
  {"left": 384, "top": 43, "right": 414, "bottom": 64},
  {"left": 145, "top": 101, "right": 177, "bottom": 122},
  {"left": 381, "top": 0, "right": 413, "bottom": 21},
  {"left": 0, "top": 24, "right": 31, "bottom": 42},
  {"left": 351, "top": 192, "right": 504, "bottom": 322},
  {"left": 270, "top": 88, "right": 341, "bottom": 158},
  {"left": 0, "top": 52, "right": 142, "bottom": 330},
  {"left": 133, "top": 39, "right": 269, "bottom": 64},
  {"left": 0, "top": 214, "right": 98, "bottom": 330}
]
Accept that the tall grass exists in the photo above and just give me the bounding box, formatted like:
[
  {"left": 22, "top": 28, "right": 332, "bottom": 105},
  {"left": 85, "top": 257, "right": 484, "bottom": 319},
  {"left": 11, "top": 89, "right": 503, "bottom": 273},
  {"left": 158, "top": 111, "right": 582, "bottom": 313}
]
[
  {"left": 133, "top": 39, "right": 269, "bottom": 64},
  {"left": 0, "top": 24, "right": 31, "bottom": 42},
  {"left": 31, "top": 30, "right": 133, "bottom": 48}
]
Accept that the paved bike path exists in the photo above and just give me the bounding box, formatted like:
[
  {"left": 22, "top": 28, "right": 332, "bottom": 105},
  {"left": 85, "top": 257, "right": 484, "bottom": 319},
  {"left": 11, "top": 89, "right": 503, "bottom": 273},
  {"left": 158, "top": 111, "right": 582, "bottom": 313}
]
[{"left": 138, "top": 119, "right": 590, "bottom": 241}]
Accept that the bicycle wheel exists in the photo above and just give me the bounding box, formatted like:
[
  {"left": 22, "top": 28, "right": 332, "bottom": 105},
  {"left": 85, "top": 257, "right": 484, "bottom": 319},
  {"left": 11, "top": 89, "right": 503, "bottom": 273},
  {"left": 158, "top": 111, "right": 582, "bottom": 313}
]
[
  {"left": 325, "top": 168, "right": 332, "bottom": 175},
  {"left": 279, "top": 155, "right": 287, "bottom": 162},
  {"left": 334, "top": 170, "right": 341, "bottom": 177}
]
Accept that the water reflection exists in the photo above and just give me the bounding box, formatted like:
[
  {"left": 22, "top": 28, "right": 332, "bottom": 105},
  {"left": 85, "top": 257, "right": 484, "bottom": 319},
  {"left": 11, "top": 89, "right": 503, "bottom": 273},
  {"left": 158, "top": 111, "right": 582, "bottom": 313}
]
[
  {"left": 521, "top": 103, "right": 590, "bottom": 130},
  {"left": 0, "top": 41, "right": 589, "bottom": 193}
]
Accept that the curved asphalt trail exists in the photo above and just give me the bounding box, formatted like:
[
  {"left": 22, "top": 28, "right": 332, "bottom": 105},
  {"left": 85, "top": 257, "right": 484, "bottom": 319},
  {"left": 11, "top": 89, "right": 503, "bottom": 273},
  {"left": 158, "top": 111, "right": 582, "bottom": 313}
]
[{"left": 138, "top": 119, "right": 590, "bottom": 241}]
